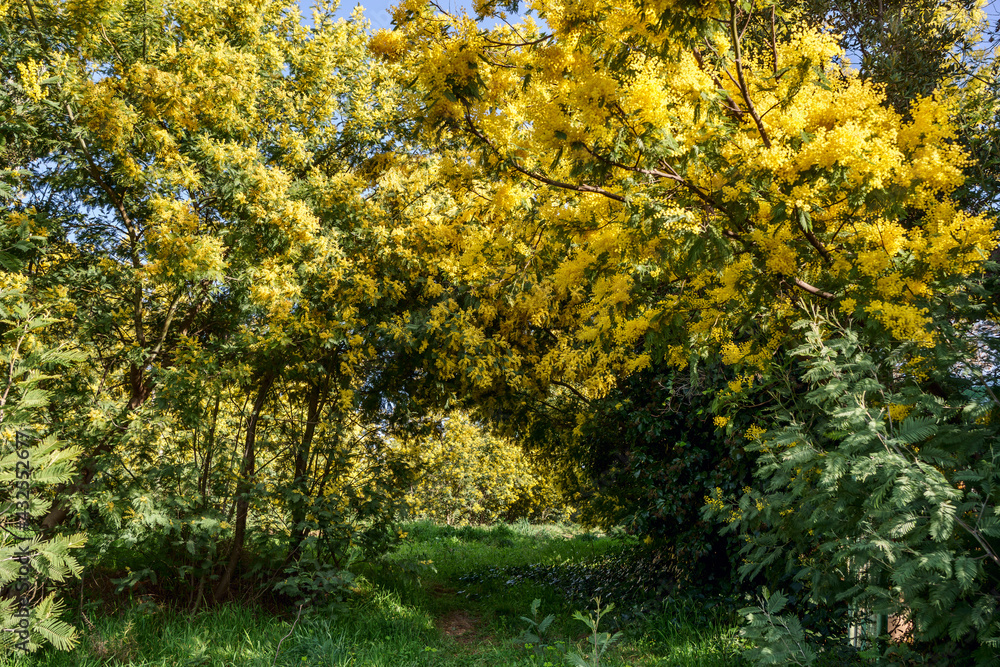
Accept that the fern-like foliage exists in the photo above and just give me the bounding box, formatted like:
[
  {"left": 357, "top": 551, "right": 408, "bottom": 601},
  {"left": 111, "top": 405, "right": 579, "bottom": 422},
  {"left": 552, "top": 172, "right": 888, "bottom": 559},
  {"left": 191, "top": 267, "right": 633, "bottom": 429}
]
[
  {"left": 706, "top": 311, "right": 1000, "bottom": 663},
  {"left": 738, "top": 589, "right": 817, "bottom": 666},
  {"left": 0, "top": 284, "right": 87, "bottom": 654}
]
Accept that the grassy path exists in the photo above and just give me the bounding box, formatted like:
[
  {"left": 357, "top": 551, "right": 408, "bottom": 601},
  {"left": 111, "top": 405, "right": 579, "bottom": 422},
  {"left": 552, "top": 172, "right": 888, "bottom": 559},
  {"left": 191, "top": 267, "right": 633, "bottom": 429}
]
[{"left": 6, "top": 522, "right": 743, "bottom": 666}]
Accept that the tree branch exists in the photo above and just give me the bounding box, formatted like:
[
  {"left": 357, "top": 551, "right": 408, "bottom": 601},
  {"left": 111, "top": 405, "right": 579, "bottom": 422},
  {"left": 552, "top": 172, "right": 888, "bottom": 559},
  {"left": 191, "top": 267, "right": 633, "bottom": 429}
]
[
  {"left": 461, "top": 101, "right": 625, "bottom": 203},
  {"left": 770, "top": 6, "right": 779, "bottom": 79},
  {"left": 692, "top": 47, "right": 746, "bottom": 120},
  {"left": 729, "top": 1, "right": 772, "bottom": 149},
  {"left": 955, "top": 515, "right": 1000, "bottom": 569},
  {"left": 793, "top": 277, "right": 835, "bottom": 300},
  {"left": 802, "top": 228, "right": 833, "bottom": 264},
  {"left": 549, "top": 379, "right": 591, "bottom": 405},
  {"left": 145, "top": 288, "right": 184, "bottom": 366},
  {"left": 482, "top": 33, "right": 553, "bottom": 48}
]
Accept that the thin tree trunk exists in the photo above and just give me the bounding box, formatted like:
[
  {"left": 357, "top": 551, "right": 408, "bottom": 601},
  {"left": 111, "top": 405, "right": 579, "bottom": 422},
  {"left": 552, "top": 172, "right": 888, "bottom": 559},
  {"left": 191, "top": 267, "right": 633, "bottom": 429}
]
[
  {"left": 199, "top": 393, "right": 221, "bottom": 506},
  {"left": 314, "top": 412, "right": 347, "bottom": 499},
  {"left": 213, "top": 371, "right": 275, "bottom": 602},
  {"left": 285, "top": 382, "right": 323, "bottom": 565}
]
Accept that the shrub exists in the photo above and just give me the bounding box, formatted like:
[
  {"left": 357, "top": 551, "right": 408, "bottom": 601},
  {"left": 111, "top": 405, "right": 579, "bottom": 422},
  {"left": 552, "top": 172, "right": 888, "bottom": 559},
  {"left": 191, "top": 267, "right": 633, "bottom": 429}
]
[
  {"left": 708, "top": 313, "right": 1000, "bottom": 663},
  {"left": 0, "top": 284, "right": 87, "bottom": 653},
  {"left": 401, "top": 411, "right": 571, "bottom": 525},
  {"left": 573, "top": 359, "right": 755, "bottom": 589}
]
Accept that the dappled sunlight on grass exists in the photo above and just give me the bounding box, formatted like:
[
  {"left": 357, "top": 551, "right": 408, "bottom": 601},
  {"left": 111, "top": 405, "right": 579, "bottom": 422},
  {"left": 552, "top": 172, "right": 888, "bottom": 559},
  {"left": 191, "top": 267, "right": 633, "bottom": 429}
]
[{"left": 9, "top": 522, "right": 743, "bottom": 667}]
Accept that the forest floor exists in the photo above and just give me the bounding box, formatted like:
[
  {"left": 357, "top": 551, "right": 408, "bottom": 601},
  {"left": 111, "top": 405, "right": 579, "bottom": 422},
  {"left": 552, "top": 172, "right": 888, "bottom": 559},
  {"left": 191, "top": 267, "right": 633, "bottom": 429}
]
[{"left": 6, "top": 521, "right": 745, "bottom": 666}]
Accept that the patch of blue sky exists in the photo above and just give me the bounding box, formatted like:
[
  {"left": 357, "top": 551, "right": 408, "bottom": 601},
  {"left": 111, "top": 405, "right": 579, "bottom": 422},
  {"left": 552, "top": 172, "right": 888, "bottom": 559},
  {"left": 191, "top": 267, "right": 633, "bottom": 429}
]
[{"left": 295, "top": 0, "right": 535, "bottom": 32}]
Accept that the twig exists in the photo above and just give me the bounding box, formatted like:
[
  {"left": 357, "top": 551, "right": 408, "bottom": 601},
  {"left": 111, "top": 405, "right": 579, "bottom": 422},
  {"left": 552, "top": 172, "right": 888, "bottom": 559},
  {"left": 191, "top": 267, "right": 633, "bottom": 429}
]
[
  {"left": 728, "top": 0, "right": 772, "bottom": 149},
  {"left": 770, "top": 6, "right": 778, "bottom": 78},
  {"left": 955, "top": 515, "right": 1000, "bottom": 569},
  {"left": 0, "top": 319, "right": 30, "bottom": 419},
  {"left": 792, "top": 277, "right": 835, "bottom": 300},
  {"left": 272, "top": 603, "right": 304, "bottom": 667},
  {"left": 550, "top": 380, "right": 591, "bottom": 405},
  {"left": 573, "top": 141, "right": 727, "bottom": 210},
  {"left": 461, "top": 101, "right": 625, "bottom": 203},
  {"left": 692, "top": 47, "right": 745, "bottom": 119},
  {"left": 482, "top": 33, "right": 553, "bottom": 48}
]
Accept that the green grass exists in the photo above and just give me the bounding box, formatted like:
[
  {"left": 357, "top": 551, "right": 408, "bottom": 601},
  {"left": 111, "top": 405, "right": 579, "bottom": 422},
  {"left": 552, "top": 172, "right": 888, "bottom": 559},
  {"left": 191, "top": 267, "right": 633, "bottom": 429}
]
[
  {"left": 365, "top": 521, "right": 619, "bottom": 624},
  {"left": 6, "top": 521, "right": 744, "bottom": 667}
]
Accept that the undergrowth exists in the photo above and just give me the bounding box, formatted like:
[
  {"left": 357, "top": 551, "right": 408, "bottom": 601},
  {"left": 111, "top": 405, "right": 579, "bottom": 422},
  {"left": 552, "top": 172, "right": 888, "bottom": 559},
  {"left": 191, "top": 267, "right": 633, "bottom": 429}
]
[{"left": 4, "top": 521, "right": 744, "bottom": 666}]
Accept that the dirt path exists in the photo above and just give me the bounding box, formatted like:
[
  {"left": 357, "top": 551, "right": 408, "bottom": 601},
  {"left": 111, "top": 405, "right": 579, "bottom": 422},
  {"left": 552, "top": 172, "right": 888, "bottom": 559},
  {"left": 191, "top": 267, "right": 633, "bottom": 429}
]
[
  {"left": 434, "top": 609, "right": 481, "bottom": 645},
  {"left": 428, "top": 582, "right": 494, "bottom": 649}
]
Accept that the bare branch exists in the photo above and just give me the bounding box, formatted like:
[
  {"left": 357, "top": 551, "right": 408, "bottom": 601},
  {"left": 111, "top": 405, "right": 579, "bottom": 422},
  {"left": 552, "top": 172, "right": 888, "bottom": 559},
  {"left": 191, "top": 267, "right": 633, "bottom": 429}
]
[{"left": 793, "top": 277, "right": 835, "bottom": 300}]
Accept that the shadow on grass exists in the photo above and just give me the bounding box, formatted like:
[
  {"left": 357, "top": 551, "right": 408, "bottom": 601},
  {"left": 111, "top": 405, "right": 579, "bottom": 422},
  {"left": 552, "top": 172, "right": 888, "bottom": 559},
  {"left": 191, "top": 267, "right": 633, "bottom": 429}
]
[{"left": 5, "top": 522, "right": 744, "bottom": 667}]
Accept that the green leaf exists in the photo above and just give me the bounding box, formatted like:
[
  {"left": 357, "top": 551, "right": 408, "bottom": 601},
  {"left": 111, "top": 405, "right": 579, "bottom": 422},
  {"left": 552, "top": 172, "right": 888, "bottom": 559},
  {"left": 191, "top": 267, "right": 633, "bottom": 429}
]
[
  {"left": 18, "top": 388, "right": 49, "bottom": 409},
  {"left": 572, "top": 610, "right": 595, "bottom": 630},
  {"left": 549, "top": 146, "right": 564, "bottom": 170},
  {"left": 796, "top": 207, "right": 812, "bottom": 233},
  {"left": 537, "top": 613, "right": 555, "bottom": 634}
]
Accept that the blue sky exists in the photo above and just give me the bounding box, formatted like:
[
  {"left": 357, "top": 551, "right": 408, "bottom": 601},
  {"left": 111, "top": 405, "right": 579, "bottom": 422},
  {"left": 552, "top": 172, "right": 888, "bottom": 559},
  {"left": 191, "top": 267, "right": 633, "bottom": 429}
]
[
  {"left": 300, "top": 0, "right": 1000, "bottom": 38},
  {"left": 295, "top": 0, "right": 401, "bottom": 31},
  {"left": 296, "top": 0, "right": 505, "bottom": 31}
]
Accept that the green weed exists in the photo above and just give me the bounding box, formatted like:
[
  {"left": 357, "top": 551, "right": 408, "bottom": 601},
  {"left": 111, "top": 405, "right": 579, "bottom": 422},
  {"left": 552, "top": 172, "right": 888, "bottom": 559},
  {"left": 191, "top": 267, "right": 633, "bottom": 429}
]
[
  {"left": 7, "top": 521, "right": 743, "bottom": 667},
  {"left": 568, "top": 598, "right": 622, "bottom": 667}
]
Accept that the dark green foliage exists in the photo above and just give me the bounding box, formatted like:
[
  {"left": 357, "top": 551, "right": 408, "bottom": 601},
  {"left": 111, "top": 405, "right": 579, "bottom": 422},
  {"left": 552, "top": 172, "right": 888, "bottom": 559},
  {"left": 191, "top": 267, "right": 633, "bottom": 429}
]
[
  {"left": 736, "top": 588, "right": 869, "bottom": 666},
  {"left": 573, "top": 360, "right": 754, "bottom": 588},
  {"left": 710, "top": 313, "right": 1000, "bottom": 663},
  {"left": 273, "top": 560, "right": 355, "bottom": 613},
  {"left": 796, "top": 0, "right": 984, "bottom": 112},
  {"left": 457, "top": 544, "right": 734, "bottom": 630}
]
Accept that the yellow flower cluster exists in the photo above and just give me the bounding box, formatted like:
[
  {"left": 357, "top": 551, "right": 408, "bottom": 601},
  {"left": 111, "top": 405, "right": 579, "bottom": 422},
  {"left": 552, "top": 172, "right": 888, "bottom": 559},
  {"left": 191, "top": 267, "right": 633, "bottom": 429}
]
[
  {"left": 704, "top": 487, "right": 726, "bottom": 513},
  {"left": 369, "top": 29, "right": 406, "bottom": 62},
  {"left": 887, "top": 403, "right": 913, "bottom": 422},
  {"left": 721, "top": 340, "right": 753, "bottom": 366},
  {"left": 143, "top": 200, "right": 226, "bottom": 284},
  {"left": 865, "top": 301, "right": 936, "bottom": 348},
  {"left": 16, "top": 59, "right": 45, "bottom": 102},
  {"left": 389, "top": 0, "right": 998, "bottom": 408}
]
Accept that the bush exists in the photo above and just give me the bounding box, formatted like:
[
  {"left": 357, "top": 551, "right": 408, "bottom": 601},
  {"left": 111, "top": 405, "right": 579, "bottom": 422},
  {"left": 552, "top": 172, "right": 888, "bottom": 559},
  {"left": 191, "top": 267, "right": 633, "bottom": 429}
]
[
  {"left": 572, "top": 359, "right": 755, "bottom": 590},
  {"left": 709, "top": 313, "right": 1000, "bottom": 663},
  {"left": 0, "top": 284, "right": 87, "bottom": 653},
  {"left": 401, "top": 411, "right": 571, "bottom": 525}
]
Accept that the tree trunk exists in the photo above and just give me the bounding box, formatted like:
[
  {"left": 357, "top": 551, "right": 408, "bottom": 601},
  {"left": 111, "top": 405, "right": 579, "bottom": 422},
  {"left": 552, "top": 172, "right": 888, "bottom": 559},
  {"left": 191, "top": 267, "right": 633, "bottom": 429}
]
[
  {"left": 199, "top": 393, "right": 221, "bottom": 507},
  {"left": 213, "top": 370, "right": 275, "bottom": 602},
  {"left": 285, "top": 381, "right": 323, "bottom": 565}
]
